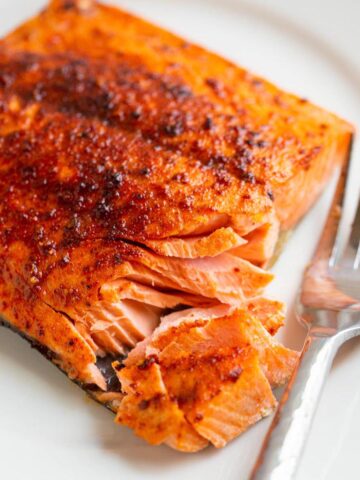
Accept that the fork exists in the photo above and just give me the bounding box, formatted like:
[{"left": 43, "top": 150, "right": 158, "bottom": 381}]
[{"left": 250, "top": 148, "right": 360, "bottom": 480}]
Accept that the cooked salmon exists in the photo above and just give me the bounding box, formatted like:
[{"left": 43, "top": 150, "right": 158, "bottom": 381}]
[
  {"left": 116, "top": 307, "right": 298, "bottom": 451},
  {"left": 144, "top": 227, "right": 246, "bottom": 258},
  {"left": 0, "top": 0, "right": 353, "bottom": 451}
]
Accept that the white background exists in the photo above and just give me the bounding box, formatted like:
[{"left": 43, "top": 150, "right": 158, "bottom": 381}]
[{"left": 0, "top": 1, "right": 359, "bottom": 479}]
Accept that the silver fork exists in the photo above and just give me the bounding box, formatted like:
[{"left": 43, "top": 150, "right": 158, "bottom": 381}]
[{"left": 250, "top": 148, "right": 360, "bottom": 480}]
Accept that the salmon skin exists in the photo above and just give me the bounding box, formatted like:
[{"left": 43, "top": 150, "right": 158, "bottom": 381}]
[{"left": 0, "top": 0, "right": 353, "bottom": 451}]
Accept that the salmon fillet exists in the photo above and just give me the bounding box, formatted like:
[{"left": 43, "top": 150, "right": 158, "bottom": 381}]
[
  {"left": 144, "top": 227, "right": 246, "bottom": 258},
  {"left": 0, "top": 0, "right": 353, "bottom": 451},
  {"left": 116, "top": 307, "right": 298, "bottom": 451}
]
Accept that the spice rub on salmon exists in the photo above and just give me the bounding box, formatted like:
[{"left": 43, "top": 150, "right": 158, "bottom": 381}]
[
  {"left": 0, "top": 0, "right": 353, "bottom": 451},
  {"left": 116, "top": 306, "right": 298, "bottom": 451}
]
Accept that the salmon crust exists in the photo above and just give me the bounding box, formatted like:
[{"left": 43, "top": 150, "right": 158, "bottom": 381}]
[{"left": 0, "top": 0, "right": 352, "bottom": 452}]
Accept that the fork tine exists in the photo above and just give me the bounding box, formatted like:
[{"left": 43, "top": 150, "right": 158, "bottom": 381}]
[
  {"left": 309, "top": 142, "right": 352, "bottom": 268},
  {"left": 345, "top": 192, "right": 360, "bottom": 268},
  {"left": 348, "top": 194, "right": 360, "bottom": 249},
  {"left": 340, "top": 192, "right": 360, "bottom": 269},
  {"left": 355, "top": 244, "right": 360, "bottom": 270},
  {"left": 327, "top": 139, "right": 360, "bottom": 269}
]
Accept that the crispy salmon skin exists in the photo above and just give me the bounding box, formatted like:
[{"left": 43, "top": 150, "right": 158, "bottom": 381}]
[{"left": 0, "top": 0, "right": 352, "bottom": 451}]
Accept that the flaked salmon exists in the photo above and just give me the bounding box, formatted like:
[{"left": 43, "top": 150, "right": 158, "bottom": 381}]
[
  {"left": 116, "top": 307, "right": 298, "bottom": 451},
  {"left": 144, "top": 227, "right": 246, "bottom": 259},
  {"left": 0, "top": 0, "right": 353, "bottom": 452}
]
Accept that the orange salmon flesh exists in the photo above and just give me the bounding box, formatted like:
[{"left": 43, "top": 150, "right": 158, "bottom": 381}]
[{"left": 0, "top": 0, "right": 353, "bottom": 451}]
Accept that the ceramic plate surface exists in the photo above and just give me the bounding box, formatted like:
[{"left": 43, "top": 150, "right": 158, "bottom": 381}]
[{"left": 0, "top": 1, "right": 359, "bottom": 479}]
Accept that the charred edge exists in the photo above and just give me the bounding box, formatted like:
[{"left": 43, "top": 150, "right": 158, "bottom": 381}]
[
  {"left": 0, "top": 317, "right": 125, "bottom": 409},
  {"left": 96, "top": 355, "right": 124, "bottom": 392},
  {"left": 0, "top": 316, "right": 57, "bottom": 362}
]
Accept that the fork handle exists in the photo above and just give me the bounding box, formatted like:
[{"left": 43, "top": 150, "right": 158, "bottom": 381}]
[{"left": 250, "top": 329, "right": 340, "bottom": 480}]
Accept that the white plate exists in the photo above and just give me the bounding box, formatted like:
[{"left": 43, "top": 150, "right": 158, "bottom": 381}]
[{"left": 0, "top": 1, "right": 359, "bottom": 479}]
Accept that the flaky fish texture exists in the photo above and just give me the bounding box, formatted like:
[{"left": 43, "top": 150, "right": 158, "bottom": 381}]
[{"left": 0, "top": 0, "right": 353, "bottom": 451}]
